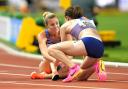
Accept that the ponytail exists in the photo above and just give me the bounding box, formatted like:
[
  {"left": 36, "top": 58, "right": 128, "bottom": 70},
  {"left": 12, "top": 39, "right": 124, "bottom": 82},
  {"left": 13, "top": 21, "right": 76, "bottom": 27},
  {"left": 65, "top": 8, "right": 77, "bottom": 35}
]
[{"left": 42, "top": 12, "right": 57, "bottom": 25}]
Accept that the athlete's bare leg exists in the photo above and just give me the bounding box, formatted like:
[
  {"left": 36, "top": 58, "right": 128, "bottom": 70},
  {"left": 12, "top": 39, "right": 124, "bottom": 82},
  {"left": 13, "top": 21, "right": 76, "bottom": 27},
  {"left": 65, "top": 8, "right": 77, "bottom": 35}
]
[{"left": 39, "top": 59, "right": 51, "bottom": 73}]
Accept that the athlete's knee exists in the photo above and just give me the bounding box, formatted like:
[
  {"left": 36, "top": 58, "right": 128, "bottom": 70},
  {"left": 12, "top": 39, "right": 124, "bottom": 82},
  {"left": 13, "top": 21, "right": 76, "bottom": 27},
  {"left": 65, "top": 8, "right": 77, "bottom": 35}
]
[
  {"left": 48, "top": 44, "right": 57, "bottom": 50},
  {"left": 47, "top": 46, "right": 55, "bottom": 55},
  {"left": 48, "top": 48, "right": 55, "bottom": 56},
  {"left": 48, "top": 46, "right": 60, "bottom": 56}
]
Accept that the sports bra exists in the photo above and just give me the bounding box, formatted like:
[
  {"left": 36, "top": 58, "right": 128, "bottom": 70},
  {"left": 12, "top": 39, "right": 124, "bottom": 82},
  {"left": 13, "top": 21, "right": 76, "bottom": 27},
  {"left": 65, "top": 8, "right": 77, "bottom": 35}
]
[
  {"left": 45, "top": 30, "right": 60, "bottom": 46},
  {"left": 70, "top": 17, "right": 96, "bottom": 40}
]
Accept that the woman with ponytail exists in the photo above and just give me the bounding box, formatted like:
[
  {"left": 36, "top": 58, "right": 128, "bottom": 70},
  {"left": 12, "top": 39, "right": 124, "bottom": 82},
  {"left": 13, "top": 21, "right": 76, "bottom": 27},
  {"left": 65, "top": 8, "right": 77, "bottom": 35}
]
[
  {"left": 31, "top": 12, "right": 71, "bottom": 80},
  {"left": 47, "top": 6, "right": 107, "bottom": 82}
]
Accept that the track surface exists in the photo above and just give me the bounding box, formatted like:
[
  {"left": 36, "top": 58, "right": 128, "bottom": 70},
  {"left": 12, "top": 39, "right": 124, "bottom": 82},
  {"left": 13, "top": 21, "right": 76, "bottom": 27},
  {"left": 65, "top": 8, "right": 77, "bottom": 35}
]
[{"left": 0, "top": 49, "right": 128, "bottom": 89}]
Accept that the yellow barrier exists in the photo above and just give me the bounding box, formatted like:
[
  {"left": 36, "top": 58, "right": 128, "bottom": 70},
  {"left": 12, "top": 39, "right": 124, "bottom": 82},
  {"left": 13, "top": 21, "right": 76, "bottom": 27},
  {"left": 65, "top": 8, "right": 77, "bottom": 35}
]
[
  {"left": 59, "top": 0, "right": 71, "bottom": 10},
  {"left": 16, "top": 17, "right": 43, "bottom": 52},
  {"left": 99, "top": 31, "right": 115, "bottom": 41},
  {"left": 0, "top": 6, "right": 8, "bottom": 11}
]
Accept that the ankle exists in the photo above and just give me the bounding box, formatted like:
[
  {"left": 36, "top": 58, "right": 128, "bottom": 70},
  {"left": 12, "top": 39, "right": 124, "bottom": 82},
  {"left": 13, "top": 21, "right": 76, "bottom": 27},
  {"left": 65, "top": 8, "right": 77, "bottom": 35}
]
[{"left": 70, "top": 64, "right": 78, "bottom": 69}]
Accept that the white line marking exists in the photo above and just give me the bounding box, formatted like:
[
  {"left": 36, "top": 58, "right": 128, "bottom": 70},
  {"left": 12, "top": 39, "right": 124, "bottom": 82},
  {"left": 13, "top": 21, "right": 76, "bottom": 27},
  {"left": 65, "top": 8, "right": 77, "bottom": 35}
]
[
  {"left": 0, "top": 63, "right": 128, "bottom": 76},
  {"left": 0, "top": 81, "right": 117, "bottom": 89},
  {"left": 89, "top": 79, "right": 128, "bottom": 83},
  {"left": 0, "top": 72, "right": 128, "bottom": 83},
  {"left": 0, "top": 71, "right": 8, "bottom": 73},
  {"left": 105, "top": 79, "right": 128, "bottom": 83},
  {"left": 0, "top": 72, "right": 30, "bottom": 77},
  {"left": 0, "top": 81, "right": 16, "bottom": 83},
  {"left": 0, "top": 43, "right": 43, "bottom": 60},
  {"left": 108, "top": 72, "right": 128, "bottom": 76},
  {"left": 0, "top": 63, "right": 38, "bottom": 69},
  {"left": 0, "top": 72, "right": 53, "bottom": 82}
]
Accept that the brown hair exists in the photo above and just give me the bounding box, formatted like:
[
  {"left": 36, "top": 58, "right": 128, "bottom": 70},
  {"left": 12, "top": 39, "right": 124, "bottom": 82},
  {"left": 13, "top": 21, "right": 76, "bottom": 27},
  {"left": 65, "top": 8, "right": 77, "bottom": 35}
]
[
  {"left": 43, "top": 12, "right": 57, "bottom": 25},
  {"left": 65, "top": 6, "right": 83, "bottom": 19}
]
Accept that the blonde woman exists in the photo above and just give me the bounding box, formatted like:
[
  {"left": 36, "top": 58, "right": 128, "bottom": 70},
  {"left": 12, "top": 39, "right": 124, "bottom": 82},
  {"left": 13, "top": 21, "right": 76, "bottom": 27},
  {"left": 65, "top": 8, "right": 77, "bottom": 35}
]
[{"left": 31, "top": 12, "right": 71, "bottom": 80}]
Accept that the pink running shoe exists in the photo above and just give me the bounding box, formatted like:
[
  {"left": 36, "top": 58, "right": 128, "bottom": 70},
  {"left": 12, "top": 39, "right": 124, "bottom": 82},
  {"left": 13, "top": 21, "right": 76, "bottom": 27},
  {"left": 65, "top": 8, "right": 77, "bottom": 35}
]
[
  {"left": 62, "top": 64, "right": 80, "bottom": 82},
  {"left": 95, "top": 60, "right": 107, "bottom": 81}
]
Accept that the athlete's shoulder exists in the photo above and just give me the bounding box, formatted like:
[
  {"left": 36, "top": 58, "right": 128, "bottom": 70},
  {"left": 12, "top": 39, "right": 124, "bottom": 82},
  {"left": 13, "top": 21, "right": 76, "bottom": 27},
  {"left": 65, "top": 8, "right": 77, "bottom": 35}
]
[
  {"left": 61, "top": 20, "right": 76, "bottom": 29},
  {"left": 38, "top": 30, "right": 47, "bottom": 39}
]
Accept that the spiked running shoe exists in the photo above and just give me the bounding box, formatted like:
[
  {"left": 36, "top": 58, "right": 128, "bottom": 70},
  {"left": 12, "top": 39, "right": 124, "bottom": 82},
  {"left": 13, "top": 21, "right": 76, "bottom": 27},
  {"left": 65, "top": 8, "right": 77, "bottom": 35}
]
[
  {"left": 95, "top": 60, "right": 107, "bottom": 81},
  {"left": 62, "top": 64, "right": 80, "bottom": 82}
]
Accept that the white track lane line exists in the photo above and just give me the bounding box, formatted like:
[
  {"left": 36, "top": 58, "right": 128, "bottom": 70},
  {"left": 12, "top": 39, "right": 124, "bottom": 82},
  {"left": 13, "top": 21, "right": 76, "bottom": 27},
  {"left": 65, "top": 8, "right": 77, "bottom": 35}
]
[
  {"left": 0, "top": 70, "right": 8, "bottom": 73},
  {"left": 0, "top": 80, "right": 117, "bottom": 89},
  {"left": 89, "top": 79, "right": 128, "bottom": 83},
  {"left": 0, "top": 72, "right": 128, "bottom": 83},
  {"left": 0, "top": 63, "right": 128, "bottom": 76},
  {"left": 0, "top": 63, "right": 38, "bottom": 69},
  {"left": 107, "top": 72, "right": 128, "bottom": 76},
  {"left": 0, "top": 72, "right": 30, "bottom": 77}
]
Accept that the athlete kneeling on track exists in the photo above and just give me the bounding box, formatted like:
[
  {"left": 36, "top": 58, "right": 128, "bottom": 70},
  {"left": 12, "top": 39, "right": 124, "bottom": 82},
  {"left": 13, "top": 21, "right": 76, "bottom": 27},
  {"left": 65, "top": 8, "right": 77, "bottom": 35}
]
[
  {"left": 31, "top": 12, "right": 72, "bottom": 80},
  {"left": 47, "top": 6, "right": 107, "bottom": 82}
]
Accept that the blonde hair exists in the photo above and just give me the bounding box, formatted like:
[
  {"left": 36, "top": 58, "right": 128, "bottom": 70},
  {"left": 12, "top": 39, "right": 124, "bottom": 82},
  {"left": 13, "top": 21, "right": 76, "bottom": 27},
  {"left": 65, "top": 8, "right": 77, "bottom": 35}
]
[{"left": 43, "top": 12, "right": 57, "bottom": 25}]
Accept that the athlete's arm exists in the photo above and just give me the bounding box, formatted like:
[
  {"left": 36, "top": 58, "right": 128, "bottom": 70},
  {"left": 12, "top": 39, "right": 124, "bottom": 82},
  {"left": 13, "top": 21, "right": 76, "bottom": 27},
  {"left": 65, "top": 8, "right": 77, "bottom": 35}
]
[
  {"left": 60, "top": 22, "right": 70, "bottom": 41},
  {"left": 37, "top": 31, "right": 56, "bottom": 62}
]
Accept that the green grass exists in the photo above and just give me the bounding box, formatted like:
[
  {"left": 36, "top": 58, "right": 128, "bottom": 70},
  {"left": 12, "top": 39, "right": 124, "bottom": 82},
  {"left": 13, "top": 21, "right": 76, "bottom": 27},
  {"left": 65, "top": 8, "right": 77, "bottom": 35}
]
[
  {"left": 97, "top": 12, "right": 128, "bottom": 46},
  {"left": 103, "top": 46, "right": 128, "bottom": 63},
  {"left": 97, "top": 11, "right": 128, "bottom": 63}
]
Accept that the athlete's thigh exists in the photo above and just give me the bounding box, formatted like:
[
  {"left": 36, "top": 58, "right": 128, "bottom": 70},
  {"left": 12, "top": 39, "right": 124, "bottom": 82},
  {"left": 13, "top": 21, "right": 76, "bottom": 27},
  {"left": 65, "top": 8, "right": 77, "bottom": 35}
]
[{"left": 52, "top": 40, "right": 87, "bottom": 56}]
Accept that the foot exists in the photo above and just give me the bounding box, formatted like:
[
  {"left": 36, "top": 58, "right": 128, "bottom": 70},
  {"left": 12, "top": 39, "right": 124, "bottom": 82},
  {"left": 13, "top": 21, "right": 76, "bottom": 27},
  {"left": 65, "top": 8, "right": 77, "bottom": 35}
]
[
  {"left": 62, "top": 75, "right": 73, "bottom": 82},
  {"left": 31, "top": 71, "right": 46, "bottom": 79},
  {"left": 52, "top": 72, "right": 59, "bottom": 81},
  {"left": 95, "top": 60, "right": 107, "bottom": 81},
  {"left": 62, "top": 64, "right": 80, "bottom": 82}
]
